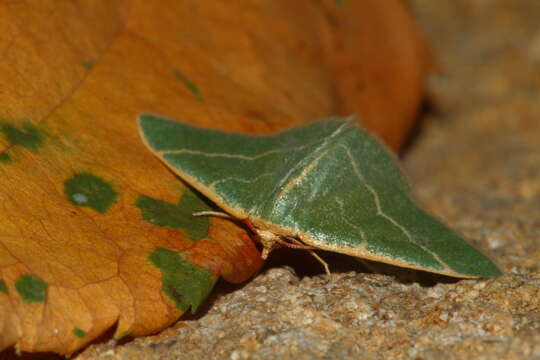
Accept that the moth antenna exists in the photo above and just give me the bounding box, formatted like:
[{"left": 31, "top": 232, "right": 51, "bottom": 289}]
[{"left": 192, "top": 211, "right": 232, "bottom": 219}]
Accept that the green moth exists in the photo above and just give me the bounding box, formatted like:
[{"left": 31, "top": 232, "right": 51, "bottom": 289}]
[{"left": 138, "top": 114, "right": 501, "bottom": 278}]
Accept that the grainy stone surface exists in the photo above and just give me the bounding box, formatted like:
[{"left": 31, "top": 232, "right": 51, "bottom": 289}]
[{"left": 78, "top": 1, "right": 540, "bottom": 359}]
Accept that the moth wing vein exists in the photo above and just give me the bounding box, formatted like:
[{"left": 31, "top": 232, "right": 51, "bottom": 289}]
[
  {"left": 159, "top": 145, "right": 310, "bottom": 161},
  {"left": 274, "top": 149, "right": 330, "bottom": 204},
  {"left": 209, "top": 172, "right": 274, "bottom": 188},
  {"left": 335, "top": 197, "right": 367, "bottom": 243},
  {"left": 341, "top": 144, "right": 451, "bottom": 270}
]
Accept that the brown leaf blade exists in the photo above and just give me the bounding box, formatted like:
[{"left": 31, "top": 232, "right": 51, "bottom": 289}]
[{"left": 0, "top": 0, "right": 428, "bottom": 354}]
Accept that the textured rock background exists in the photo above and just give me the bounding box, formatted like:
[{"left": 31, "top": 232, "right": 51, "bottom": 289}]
[{"left": 78, "top": 1, "right": 540, "bottom": 359}]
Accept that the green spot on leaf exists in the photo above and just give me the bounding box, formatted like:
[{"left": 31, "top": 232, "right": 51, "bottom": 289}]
[
  {"left": 0, "top": 153, "right": 10, "bottom": 164},
  {"left": 82, "top": 60, "right": 94, "bottom": 69},
  {"left": 148, "top": 246, "right": 216, "bottom": 312},
  {"left": 0, "top": 280, "right": 8, "bottom": 294},
  {"left": 0, "top": 121, "right": 44, "bottom": 152},
  {"left": 15, "top": 274, "right": 47, "bottom": 303},
  {"left": 136, "top": 190, "right": 211, "bottom": 240},
  {"left": 73, "top": 327, "right": 86, "bottom": 339},
  {"left": 64, "top": 172, "right": 119, "bottom": 213},
  {"left": 334, "top": 0, "right": 347, "bottom": 7},
  {"left": 173, "top": 70, "right": 205, "bottom": 102}
]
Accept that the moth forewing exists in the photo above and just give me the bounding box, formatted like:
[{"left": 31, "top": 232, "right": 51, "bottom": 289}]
[{"left": 138, "top": 113, "right": 502, "bottom": 278}]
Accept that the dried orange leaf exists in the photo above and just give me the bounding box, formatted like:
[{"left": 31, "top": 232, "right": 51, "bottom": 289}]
[{"left": 0, "top": 0, "right": 429, "bottom": 354}]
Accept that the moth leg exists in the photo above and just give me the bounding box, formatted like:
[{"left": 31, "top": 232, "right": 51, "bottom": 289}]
[
  {"left": 248, "top": 224, "right": 331, "bottom": 276},
  {"left": 274, "top": 237, "right": 312, "bottom": 249},
  {"left": 284, "top": 237, "right": 331, "bottom": 276},
  {"left": 307, "top": 250, "right": 331, "bottom": 276},
  {"left": 356, "top": 258, "right": 383, "bottom": 275}
]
